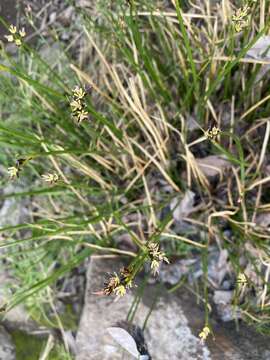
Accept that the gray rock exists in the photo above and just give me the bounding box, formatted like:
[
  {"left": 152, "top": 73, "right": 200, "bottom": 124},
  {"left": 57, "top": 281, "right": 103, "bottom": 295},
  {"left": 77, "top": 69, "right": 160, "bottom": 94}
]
[
  {"left": 77, "top": 256, "right": 270, "bottom": 360},
  {"left": 0, "top": 184, "right": 37, "bottom": 333},
  {"left": 76, "top": 257, "right": 211, "bottom": 360},
  {"left": 0, "top": 326, "right": 15, "bottom": 360},
  {"left": 0, "top": 184, "right": 29, "bottom": 228}
]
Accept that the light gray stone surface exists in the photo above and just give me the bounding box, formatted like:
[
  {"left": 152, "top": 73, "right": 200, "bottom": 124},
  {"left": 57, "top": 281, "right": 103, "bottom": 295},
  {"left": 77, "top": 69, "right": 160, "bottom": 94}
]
[
  {"left": 76, "top": 256, "right": 210, "bottom": 360},
  {"left": 77, "top": 256, "right": 270, "bottom": 360},
  {"left": 0, "top": 326, "right": 15, "bottom": 360}
]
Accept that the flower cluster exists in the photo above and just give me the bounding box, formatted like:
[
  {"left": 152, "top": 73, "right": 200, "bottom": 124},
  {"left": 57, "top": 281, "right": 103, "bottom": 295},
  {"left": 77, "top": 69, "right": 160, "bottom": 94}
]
[
  {"left": 5, "top": 25, "right": 26, "bottom": 47},
  {"left": 70, "top": 86, "right": 89, "bottom": 124},
  {"left": 199, "top": 326, "right": 210, "bottom": 343},
  {"left": 118, "top": 17, "right": 127, "bottom": 30},
  {"left": 7, "top": 158, "right": 28, "bottom": 180},
  {"left": 147, "top": 241, "right": 169, "bottom": 275},
  {"left": 103, "top": 267, "right": 133, "bottom": 297},
  {"left": 205, "top": 126, "right": 220, "bottom": 140},
  {"left": 232, "top": 5, "right": 250, "bottom": 32},
  {"left": 237, "top": 273, "right": 247, "bottom": 285},
  {"left": 41, "top": 173, "right": 59, "bottom": 184}
]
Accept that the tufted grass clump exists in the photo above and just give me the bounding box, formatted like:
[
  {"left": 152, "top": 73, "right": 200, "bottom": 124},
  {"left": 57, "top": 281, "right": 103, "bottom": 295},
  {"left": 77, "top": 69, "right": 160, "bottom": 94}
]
[{"left": 0, "top": 1, "right": 270, "bottom": 354}]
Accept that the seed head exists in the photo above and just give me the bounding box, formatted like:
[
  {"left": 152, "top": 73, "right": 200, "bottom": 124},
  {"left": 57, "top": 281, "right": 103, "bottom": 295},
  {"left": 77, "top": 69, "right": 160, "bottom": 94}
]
[
  {"left": 41, "top": 173, "right": 59, "bottom": 184},
  {"left": 205, "top": 126, "right": 221, "bottom": 140},
  {"left": 8, "top": 167, "right": 19, "bottom": 180},
  {"left": 15, "top": 39, "right": 22, "bottom": 47},
  {"left": 237, "top": 273, "right": 247, "bottom": 284},
  {"left": 101, "top": 267, "right": 133, "bottom": 297},
  {"left": 19, "top": 28, "right": 26, "bottom": 37},
  {"left": 9, "top": 25, "right": 17, "bottom": 34},
  {"left": 232, "top": 5, "right": 250, "bottom": 32},
  {"left": 70, "top": 86, "right": 89, "bottom": 124},
  {"left": 5, "top": 24, "right": 26, "bottom": 47},
  {"left": 77, "top": 109, "right": 89, "bottom": 124},
  {"left": 72, "top": 86, "right": 86, "bottom": 100},
  {"left": 103, "top": 273, "right": 121, "bottom": 295},
  {"left": 147, "top": 241, "right": 169, "bottom": 275},
  {"left": 4, "top": 35, "right": 14, "bottom": 42},
  {"left": 115, "top": 285, "right": 126, "bottom": 297},
  {"left": 70, "top": 99, "right": 82, "bottom": 112},
  {"left": 199, "top": 326, "right": 210, "bottom": 343}
]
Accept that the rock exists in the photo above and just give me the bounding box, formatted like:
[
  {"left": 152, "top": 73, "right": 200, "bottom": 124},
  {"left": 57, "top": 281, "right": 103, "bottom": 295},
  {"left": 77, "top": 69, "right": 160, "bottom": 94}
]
[
  {"left": 0, "top": 185, "right": 37, "bottom": 333},
  {"left": 76, "top": 257, "right": 211, "bottom": 360},
  {"left": 0, "top": 326, "right": 15, "bottom": 360},
  {"left": 145, "top": 298, "right": 210, "bottom": 360},
  {"left": 0, "top": 184, "right": 29, "bottom": 228},
  {"left": 196, "top": 156, "right": 230, "bottom": 178},
  {"left": 170, "top": 190, "right": 196, "bottom": 223},
  {"left": 0, "top": 272, "right": 38, "bottom": 333},
  {"left": 213, "top": 290, "right": 239, "bottom": 322},
  {"left": 77, "top": 256, "right": 270, "bottom": 360},
  {"left": 2, "top": 304, "right": 38, "bottom": 334},
  {"left": 49, "top": 11, "right": 57, "bottom": 23},
  {"left": 246, "top": 36, "right": 270, "bottom": 60},
  {"left": 213, "top": 290, "right": 233, "bottom": 305},
  {"left": 39, "top": 43, "right": 63, "bottom": 67},
  {"left": 256, "top": 212, "right": 270, "bottom": 228},
  {"left": 159, "top": 259, "right": 196, "bottom": 285},
  {"left": 58, "top": 6, "right": 74, "bottom": 27}
]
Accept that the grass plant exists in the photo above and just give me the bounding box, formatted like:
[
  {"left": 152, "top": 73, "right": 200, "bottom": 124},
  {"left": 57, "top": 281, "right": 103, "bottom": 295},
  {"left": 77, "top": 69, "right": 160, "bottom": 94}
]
[{"left": 1, "top": 0, "right": 270, "bottom": 355}]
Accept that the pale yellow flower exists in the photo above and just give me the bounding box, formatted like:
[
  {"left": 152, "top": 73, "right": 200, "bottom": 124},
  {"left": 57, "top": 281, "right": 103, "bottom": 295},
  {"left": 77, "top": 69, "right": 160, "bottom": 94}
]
[
  {"left": 73, "top": 86, "right": 86, "bottom": 100},
  {"left": 70, "top": 99, "right": 82, "bottom": 112},
  {"left": 148, "top": 241, "right": 169, "bottom": 275},
  {"left": 8, "top": 167, "right": 19, "bottom": 180},
  {"left": 77, "top": 110, "right": 89, "bottom": 124},
  {"left": 15, "top": 39, "right": 22, "bottom": 47},
  {"left": 205, "top": 126, "right": 221, "bottom": 140},
  {"left": 150, "top": 259, "right": 160, "bottom": 275},
  {"left": 114, "top": 285, "right": 126, "bottom": 297},
  {"left": 4, "top": 35, "right": 14, "bottom": 42},
  {"left": 41, "top": 173, "right": 59, "bottom": 184},
  {"left": 9, "top": 25, "right": 17, "bottom": 34},
  {"left": 5, "top": 25, "right": 26, "bottom": 47},
  {"left": 199, "top": 326, "right": 210, "bottom": 343},
  {"left": 19, "top": 28, "right": 26, "bottom": 37},
  {"left": 232, "top": 5, "right": 250, "bottom": 32},
  {"left": 237, "top": 273, "right": 247, "bottom": 284}
]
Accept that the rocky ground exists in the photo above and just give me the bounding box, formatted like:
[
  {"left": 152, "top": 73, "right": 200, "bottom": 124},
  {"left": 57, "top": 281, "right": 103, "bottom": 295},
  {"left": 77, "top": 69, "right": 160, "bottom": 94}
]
[
  {"left": 1, "top": 1, "right": 270, "bottom": 359},
  {"left": 76, "top": 256, "right": 270, "bottom": 360}
]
